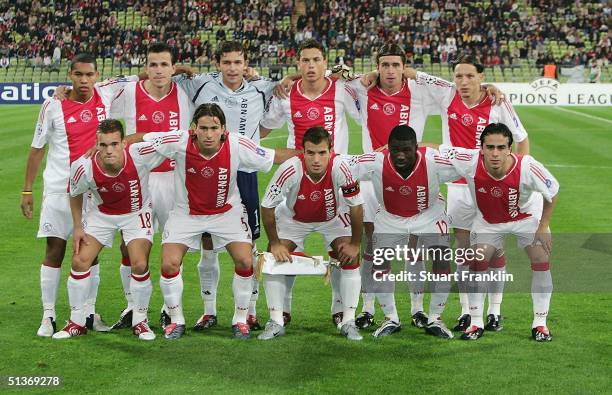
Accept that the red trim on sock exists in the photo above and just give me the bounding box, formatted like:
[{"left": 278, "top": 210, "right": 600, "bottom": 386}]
[
  {"left": 469, "top": 260, "right": 489, "bottom": 272},
  {"left": 363, "top": 253, "right": 373, "bottom": 261},
  {"left": 290, "top": 251, "right": 308, "bottom": 257},
  {"left": 490, "top": 255, "right": 506, "bottom": 268},
  {"left": 235, "top": 267, "right": 254, "bottom": 277},
  {"left": 341, "top": 263, "right": 360, "bottom": 270},
  {"left": 131, "top": 272, "right": 150, "bottom": 282},
  {"left": 70, "top": 270, "right": 91, "bottom": 280},
  {"left": 161, "top": 270, "right": 180, "bottom": 279},
  {"left": 531, "top": 262, "right": 550, "bottom": 271},
  {"left": 121, "top": 256, "right": 131, "bottom": 266}
]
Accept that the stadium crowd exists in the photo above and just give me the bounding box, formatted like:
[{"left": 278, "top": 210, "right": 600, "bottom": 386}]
[{"left": 0, "top": 0, "right": 610, "bottom": 70}]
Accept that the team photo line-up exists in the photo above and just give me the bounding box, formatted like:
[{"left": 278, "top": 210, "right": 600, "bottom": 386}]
[{"left": 21, "top": 38, "right": 558, "bottom": 343}]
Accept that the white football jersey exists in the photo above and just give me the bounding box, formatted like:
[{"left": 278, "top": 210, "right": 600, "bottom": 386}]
[
  {"left": 143, "top": 131, "right": 275, "bottom": 215},
  {"left": 348, "top": 78, "right": 430, "bottom": 151},
  {"left": 355, "top": 147, "right": 459, "bottom": 218},
  {"left": 260, "top": 78, "right": 360, "bottom": 154},
  {"left": 414, "top": 71, "right": 528, "bottom": 148},
  {"left": 175, "top": 72, "right": 276, "bottom": 143},
  {"left": 112, "top": 80, "right": 193, "bottom": 136},
  {"left": 69, "top": 142, "right": 165, "bottom": 215},
  {"left": 32, "top": 81, "right": 128, "bottom": 194},
  {"left": 439, "top": 145, "right": 559, "bottom": 224},
  {"left": 261, "top": 154, "right": 362, "bottom": 222}
]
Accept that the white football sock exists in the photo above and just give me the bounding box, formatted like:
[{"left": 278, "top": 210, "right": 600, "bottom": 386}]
[
  {"left": 67, "top": 269, "right": 91, "bottom": 327},
  {"left": 197, "top": 248, "right": 219, "bottom": 316},
  {"left": 232, "top": 271, "right": 252, "bottom": 325},
  {"left": 283, "top": 275, "right": 296, "bottom": 314},
  {"left": 429, "top": 275, "right": 451, "bottom": 322},
  {"left": 487, "top": 266, "right": 506, "bottom": 316},
  {"left": 249, "top": 251, "right": 259, "bottom": 316},
  {"left": 263, "top": 274, "right": 285, "bottom": 326},
  {"left": 531, "top": 266, "right": 553, "bottom": 328},
  {"left": 456, "top": 262, "right": 471, "bottom": 315},
  {"left": 340, "top": 267, "right": 361, "bottom": 324},
  {"left": 330, "top": 266, "right": 343, "bottom": 315},
  {"left": 130, "top": 271, "right": 152, "bottom": 325},
  {"left": 377, "top": 292, "right": 399, "bottom": 323},
  {"left": 160, "top": 272, "right": 184, "bottom": 325},
  {"left": 119, "top": 258, "right": 134, "bottom": 310},
  {"left": 360, "top": 253, "right": 375, "bottom": 314},
  {"left": 85, "top": 264, "right": 100, "bottom": 316},
  {"left": 40, "top": 265, "right": 60, "bottom": 320},
  {"left": 467, "top": 273, "right": 486, "bottom": 328},
  {"left": 405, "top": 259, "right": 425, "bottom": 314}
]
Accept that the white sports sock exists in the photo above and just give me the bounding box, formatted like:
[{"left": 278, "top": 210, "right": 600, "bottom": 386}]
[
  {"left": 340, "top": 267, "right": 361, "bottom": 325},
  {"left": 40, "top": 265, "right": 60, "bottom": 320},
  {"left": 263, "top": 274, "right": 285, "bottom": 326},
  {"left": 330, "top": 266, "right": 343, "bottom": 315},
  {"left": 85, "top": 264, "right": 100, "bottom": 316},
  {"left": 377, "top": 292, "right": 399, "bottom": 323},
  {"left": 360, "top": 254, "right": 375, "bottom": 314},
  {"left": 487, "top": 266, "right": 506, "bottom": 316},
  {"left": 249, "top": 251, "right": 259, "bottom": 316},
  {"left": 405, "top": 259, "right": 425, "bottom": 315},
  {"left": 197, "top": 248, "right": 219, "bottom": 316},
  {"left": 428, "top": 276, "right": 451, "bottom": 322},
  {"left": 232, "top": 271, "right": 252, "bottom": 325},
  {"left": 160, "top": 272, "right": 184, "bottom": 325},
  {"left": 67, "top": 269, "right": 91, "bottom": 326},
  {"left": 283, "top": 275, "right": 296, "bottom": 314},
  {"left": 456, "top": 263, "right": 471, "bottom": 315},
  {"left": 130, "top": 271, "right": 152, "bottom": 325},
  {"left": 531, "top": 267, "right": 553, "bottom": 328},
  {"left": 119, "top": 260, "right": 134, "bottom": 310}
]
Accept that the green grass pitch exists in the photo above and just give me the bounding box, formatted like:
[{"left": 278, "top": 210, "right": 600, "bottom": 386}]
[{"left": 0, "top": 105, "right": 610, "bottom": 393}]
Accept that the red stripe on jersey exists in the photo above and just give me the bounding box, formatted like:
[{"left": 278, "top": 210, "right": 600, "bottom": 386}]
[
  {"left": 39, "top": 100, "right": 51, "bottom": 124},
  {"left": 73, "top": 165, "right": 86, "bottom": 184},
  {"left": 238, "top": 136, "right": 257, "bottom": 149},
  {"left": 529, "top": 164, "right": 547, "bottom": 182},
  {"left": 159, "top": 137, "right": 181, "bottom": 145},
  {"left": 137, "top": 146, "right": 156, "bottom": 155},
  {"left": 276, "top": 167, "right": 296, "bottom": 187},
  {"left": 239, "top": 140, "right": 259, "bottom": 153},
  {"left": 339, "top": 162, "right": 354, "bottom": 183},
  {"left": 366, "top": 81, "right": 412, "bottom": 150},
  {"left": 61, "top": 89, "right": 105, "bottom": 164}
]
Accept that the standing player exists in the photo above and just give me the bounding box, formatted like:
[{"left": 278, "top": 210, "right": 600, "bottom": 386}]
[
  {"left": 348, "top": 43, "right": 435, "bottom": 330},
  {"left": 355, "top": 125, "right": 461, "bottom": 338},
  {"left": 437, "top": 123, "right": 558, "bottom": 341},
  {"left": 108, "top": 42, "right": 194, "bottom": 329},
  {"left": 407, "top": 55, "right": 531, "bottom": 331},
  {"left": 259, "top": 127, "right": 363, "bottom": 341},
  {"left": 259, "top": 39, "right": 361, "bottom": 326},
  {"left": 21, "top": 53, "right": 128, "bottom": 336},
  {"left": 53, "top": 120, "right": 165, "bottom": 340},
  {"left": 142, "top": 103, "right": 296, "bottom": 340},
  {"left": 174, "top": 41, "right": 288, "bottom": 331}
]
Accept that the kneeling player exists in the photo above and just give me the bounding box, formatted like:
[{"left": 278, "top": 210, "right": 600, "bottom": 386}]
[
  {"left": 143, "top": 103, "right": 296, "bottom": 340},
  {"left": 260, "top": 126, "right": 364, "bottom": 341},
  {"left": 439, "top": 123, "right": 559, "bottom": 341},
  {"left": 356, "top": 125, "right": 461, "bottom": 338},
  {"left": 53, "top": 120, "right": 165, "bottom": 340}
]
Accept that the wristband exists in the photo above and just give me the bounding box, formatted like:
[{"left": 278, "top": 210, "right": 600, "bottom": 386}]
[{"left": 21, "top": 191, "right": 33, "bottom": 195}]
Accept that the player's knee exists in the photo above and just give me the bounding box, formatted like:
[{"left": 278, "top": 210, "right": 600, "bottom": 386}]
[
  {"left": 130, "top": 259, "right": 148, "bottom": 275},
  {"left": 233, "top": 256, "right": 252, "bottom": 271},
  {"left": 161, "top": 256, "right": 181, "bottom": 274},
  {"left": 44, "top": 238, "right": 66, "bottom": 267},
  {"left": 71, "top": 253, "right": 92, "bottom": 272}
]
